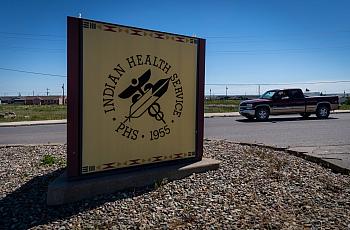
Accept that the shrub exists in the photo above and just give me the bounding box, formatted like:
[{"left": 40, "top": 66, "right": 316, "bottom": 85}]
[{"left": 40, "top": 154, "right": 57, "bottom": 166}]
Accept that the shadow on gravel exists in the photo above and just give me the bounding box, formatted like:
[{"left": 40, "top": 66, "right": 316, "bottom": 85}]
[
  {"left": 0, "top": 168, "right": 154, "bottom": 229},
  {"left": 236, "top": 116, "right": 338, "bottom": 123}
]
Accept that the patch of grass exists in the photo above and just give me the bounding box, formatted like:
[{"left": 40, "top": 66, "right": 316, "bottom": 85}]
[
  {"left": 339, "top": 97, "right": 350, "bottom": 110},
  {"left": 340, "top": 104, "right": 350, "bottom": 110},
  {"left": 0, "top": 104, "right": 66, "bottom": 122},
  {"left": 40, "top": 154, "right": 57, "bottom": 166},
  {"left": 204, "top": 99, "right": 240, "bottom": 113},
  {"left": 204, "top": 99, "right": 241, "bottom": 105},
  {"left": 204, "top": 106, "right": 237, "bottom": 113}
]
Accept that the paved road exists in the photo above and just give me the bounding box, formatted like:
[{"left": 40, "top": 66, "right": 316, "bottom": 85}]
[
  {"left": 1, "top": 114, "right": 349, "bottom": 147},
  {"left": 205, "top": 113, "right": 350, "bottom": 147},
  {"left": 205, "top": 113, "right": 350, "bottom": 171},
  {"left": 0, "top": 124, "right": 66, "bottom": 145},
  {"left": 1, "top": 114, "right": 349, "bottom": 171}
]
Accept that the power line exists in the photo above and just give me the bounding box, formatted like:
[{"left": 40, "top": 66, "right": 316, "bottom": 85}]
[
  {"left": 0, "top": 31, "right": 65, "bottom": 42},
  {"left": 206, "top": 80, "right": 350, "bottom": 86},
  {"left": 0, "top": 45, "right": 65, "bottom": 54},
  {"left": 208, "top": 39, "right": 350, "bottom": 45},
  {"left": 204, "top": 29, "right": 350, "bottom": 40},
  {"left": 0, "top": 46, "right": 64, "bottom": 51},
  {"left": 0, "top": 67, "right": 66, "bottom": 78},
  {"left": 0, "top": 36, "right": 65, "bottom": 42},
  {"left": 208, "top": 45, "right": 350, "bottom": 54},
  {"left": 0, "top": 66, "right": 348, "bottom": 86},
  {"left": 0, "top": 31, "right": 64, "bottom": 38}
]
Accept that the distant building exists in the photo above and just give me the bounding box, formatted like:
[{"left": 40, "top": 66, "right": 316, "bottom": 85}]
[
  {"left": 0, "top": 96, "right": 17, "bottom": 104},
  {"left": 0, "top": 96, "right": 67, "bottom": 105},
  {"left": 13, "top": 98, "right": 26, "bottom": 104}
]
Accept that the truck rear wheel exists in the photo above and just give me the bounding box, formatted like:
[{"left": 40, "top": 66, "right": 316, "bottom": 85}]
[
  {"left": 255, "top": 107, "right": 269, "bottom": 121},
  {"left": 316, "top": 105, "right": 330, "bottom": 119}
]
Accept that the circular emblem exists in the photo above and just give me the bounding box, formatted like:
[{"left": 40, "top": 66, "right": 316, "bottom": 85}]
[{"left": 102, "top": 54, "right": 184, "bottom": 141}]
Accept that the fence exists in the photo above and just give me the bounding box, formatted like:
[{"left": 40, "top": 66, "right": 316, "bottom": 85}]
[{"left": 205, "top": 81, "right": 350, "bottom": 98}]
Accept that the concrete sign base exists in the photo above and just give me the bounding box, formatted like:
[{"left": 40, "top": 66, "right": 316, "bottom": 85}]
[{"left": 47, "top": 158, "right": 220, "bottom": 205}]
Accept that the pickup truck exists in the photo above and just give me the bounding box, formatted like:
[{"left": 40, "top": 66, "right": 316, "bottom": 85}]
[{"left": 239, "top": 88, "right": 339, "bottom": 121}]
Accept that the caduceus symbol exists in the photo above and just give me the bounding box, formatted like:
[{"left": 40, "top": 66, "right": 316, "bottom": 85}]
[{"left": 118, "top": 69, "right": 170, "bottom": 124}]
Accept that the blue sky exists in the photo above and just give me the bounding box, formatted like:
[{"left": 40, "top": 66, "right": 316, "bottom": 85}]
[{"left": 0, "top": 0, "right": 349, "bottom": 96}]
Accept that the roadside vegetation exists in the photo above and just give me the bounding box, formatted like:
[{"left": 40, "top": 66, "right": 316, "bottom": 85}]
[
  {"left": 1, "top": 97, "right": 349, "bottom": 122},
  {"left": 340, "top": 104, "right": 350, "bottom": 110},
  {"left": 340, "top": 97, "right": 350, "bottom": 110},
  {"left": 40, "top": 154, "right": 58, "bottom": 166},
  {"left": 204, "top": 106, "right": 236, "bottom": 113},
  {"left": 204, "top": 99, "right": 240, "bottom": 113},
  {"left": 39, "top": 153, "right": 66, "bottom": 167},
  {"left": 0, "top": 104, "right": 66, "bottom": 122},
  {"left": 204, "top": 99, "right": 240, "bottom": 105}
]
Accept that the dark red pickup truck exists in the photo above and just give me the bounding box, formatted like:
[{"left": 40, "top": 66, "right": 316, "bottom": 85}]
[{"left": 239, "top": 88, "right": 339, "bottom": 121}]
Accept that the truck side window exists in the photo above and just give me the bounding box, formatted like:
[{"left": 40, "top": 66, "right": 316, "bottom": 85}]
[
  {"left": 273, "top": 91, "right": 288, "bottom": 100},
  {"left": 273, "top": 91, "right": 283, "bottom": 100},
  {"left": 289, "top": 89, "right": 304, "bottom": 99},
  {"left": 281, "top": 91, "right": 289, "bottom": 99}
]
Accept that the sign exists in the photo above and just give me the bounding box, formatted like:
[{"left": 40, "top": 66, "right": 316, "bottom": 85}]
[{"left": 67, "top": 17, "right": 205, "bottom": 176}]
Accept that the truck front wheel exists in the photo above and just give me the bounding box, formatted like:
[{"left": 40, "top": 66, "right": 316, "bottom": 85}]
[
  {"left": 316, "top": 105, "right": 330, "bottom": 119},
  {"left": 255, "top": 107, "right": 270, "bottom": 121}
]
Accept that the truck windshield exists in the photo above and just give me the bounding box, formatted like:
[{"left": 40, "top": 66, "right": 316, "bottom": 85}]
[{"left": 260, "top": 90, "right": 277, "bottom": 99}]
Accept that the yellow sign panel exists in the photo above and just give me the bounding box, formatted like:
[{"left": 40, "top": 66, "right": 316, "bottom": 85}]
[{"left": 81, "top": 20, "right": 199, "bottom": 174}]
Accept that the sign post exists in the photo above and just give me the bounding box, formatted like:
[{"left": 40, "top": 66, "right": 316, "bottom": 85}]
[{"left": 47, "top": 17, "right": 219, "bottom": 205}]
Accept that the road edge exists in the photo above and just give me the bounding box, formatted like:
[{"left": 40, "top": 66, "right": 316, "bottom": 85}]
[
  {"left": 2, "top": 139, "right": 348, "bottom": 175},
  {"left": 1, "top": 110, "right": 349, "bottom": 126},
  {"left": 0, "top": 119, "right": 67, "bottom": 127},
  {"left": 0, "top": 143, "right": 66, "bottom": 148},
  {"left": 233, "top": 141, "right": 350, "bottom": 175}
]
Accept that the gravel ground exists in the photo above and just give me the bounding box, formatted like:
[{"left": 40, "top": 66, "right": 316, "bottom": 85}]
[{"left": 1, "top": 140, "right": 350, "bottom": 229}]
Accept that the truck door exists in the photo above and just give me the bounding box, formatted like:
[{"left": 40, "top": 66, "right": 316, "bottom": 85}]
[
  {"left": 271, "top": 90, "right": 292, "bottom": 114},
  {"left": 288, "top": 89, "right": 305, "bottom": 113}
]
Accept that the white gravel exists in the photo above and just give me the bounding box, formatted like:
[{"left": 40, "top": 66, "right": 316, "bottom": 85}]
[{"left": 1, "top": 140, "right": 349, "bottom": 229}]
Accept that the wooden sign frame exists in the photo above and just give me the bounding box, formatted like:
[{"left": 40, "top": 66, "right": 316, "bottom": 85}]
[{"left": 67, "top": 17, "right": 205, "bottom": 177}]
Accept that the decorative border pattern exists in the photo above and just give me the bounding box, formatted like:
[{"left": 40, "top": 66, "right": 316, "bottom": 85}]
[
  {"left": 82, "top": 151, "right": 196, "bottom": 174},
  {"left": 68, "top": 17, "right": 204, "bottom": 177},
  {"left": 81, "top": 19, "right": 198, "bottom": 175},
  {"left": 83, "top": 20, "right": 198, "bottom": 45}
]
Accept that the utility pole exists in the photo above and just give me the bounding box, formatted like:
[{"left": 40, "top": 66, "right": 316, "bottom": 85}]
[
  {"left": 62, "top": 84, "right": 65, "bottom": 105},
  {"left": 33, "top": 90, "right": 34, "bottom": 96},
  {"left": 210, "top": 89, "right": 212, "bottom": 101},
  {"left": 225, "top": 86, "right": 228, "bottom": 98},
  {"left": 258, "top": 84, "right": 261, "bottom": 97},
  {"left": 46, "top": 88, "right": 49, "bottom": 96}
]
